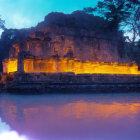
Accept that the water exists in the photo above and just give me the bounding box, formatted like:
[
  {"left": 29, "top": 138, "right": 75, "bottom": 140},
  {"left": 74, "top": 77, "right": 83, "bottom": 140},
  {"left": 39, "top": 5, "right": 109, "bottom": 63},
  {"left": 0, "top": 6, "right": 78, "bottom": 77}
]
[{"left": 0, "top": 93, "right": 140, "bottom": 140}]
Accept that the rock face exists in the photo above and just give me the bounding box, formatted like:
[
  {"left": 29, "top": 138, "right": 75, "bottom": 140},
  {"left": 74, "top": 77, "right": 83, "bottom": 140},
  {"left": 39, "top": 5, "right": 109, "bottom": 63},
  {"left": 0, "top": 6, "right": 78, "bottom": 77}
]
[
  {"left": 3, "top": 11, "right": 132, "bottom": 74},
  {"left": 8, "top": 11, "right": 128, "bottom": 63},
  {"left": 8, "top": 25, "right": 126, "bottom": 63}
]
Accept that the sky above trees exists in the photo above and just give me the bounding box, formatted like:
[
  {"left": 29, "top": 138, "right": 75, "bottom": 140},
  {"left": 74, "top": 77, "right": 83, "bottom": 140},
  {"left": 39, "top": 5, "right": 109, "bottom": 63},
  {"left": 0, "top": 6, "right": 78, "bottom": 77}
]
[{"left": 0, "top": 0, "right": 98, "bottom": 29}]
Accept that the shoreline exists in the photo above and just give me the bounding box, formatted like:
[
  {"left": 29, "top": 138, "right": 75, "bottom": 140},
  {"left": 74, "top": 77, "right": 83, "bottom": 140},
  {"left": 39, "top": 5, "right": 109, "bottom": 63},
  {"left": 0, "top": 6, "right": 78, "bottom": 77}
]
[
  {"left": 1, "top": 73, "right": 140, "bottom": 94},
  {"left": 1, "top": 82, "right": 140, "bottom": 94}
]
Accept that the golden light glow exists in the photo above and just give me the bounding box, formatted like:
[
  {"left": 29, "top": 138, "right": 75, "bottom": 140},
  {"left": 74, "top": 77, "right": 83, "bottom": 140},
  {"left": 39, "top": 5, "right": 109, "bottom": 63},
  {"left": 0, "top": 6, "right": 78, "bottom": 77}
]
[
  {"left": 3, "top": 59, "right": 18, "bottom": 73},
  {"left": 24, "top": 58, "right": 56, "bottom": 73},
  {"left": 3, "top": 58, "right": 140, "bottom": 75},
  {"left": 23, "top": 58, "right": 140, "bottom": 75}
]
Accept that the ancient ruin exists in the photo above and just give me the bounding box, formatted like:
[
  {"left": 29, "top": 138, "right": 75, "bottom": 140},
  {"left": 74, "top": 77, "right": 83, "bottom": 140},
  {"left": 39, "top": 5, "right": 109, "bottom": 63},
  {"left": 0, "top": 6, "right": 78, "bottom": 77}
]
[
  {"left": 1, "top": 12, "right": 140, "bottom": 93},
  {"left": 2, "top": 26, "right": 140, "bottom": 75}
]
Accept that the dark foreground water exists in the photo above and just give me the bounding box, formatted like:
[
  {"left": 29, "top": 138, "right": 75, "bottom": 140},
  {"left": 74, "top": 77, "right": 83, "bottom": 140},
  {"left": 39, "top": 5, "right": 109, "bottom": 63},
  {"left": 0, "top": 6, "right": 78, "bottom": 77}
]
[{"left": 0, "top": 93, "right": 140, "bottom": 140}]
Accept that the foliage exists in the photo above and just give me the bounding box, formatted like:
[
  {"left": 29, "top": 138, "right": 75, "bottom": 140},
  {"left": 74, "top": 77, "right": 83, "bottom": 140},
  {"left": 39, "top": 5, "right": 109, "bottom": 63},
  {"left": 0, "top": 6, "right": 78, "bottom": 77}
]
[
  {"left": 84, "top": 0, "right": 140, "bottom": 43},
  {"left": 38, "top": 11, "right": 109, "bottom": 31}
]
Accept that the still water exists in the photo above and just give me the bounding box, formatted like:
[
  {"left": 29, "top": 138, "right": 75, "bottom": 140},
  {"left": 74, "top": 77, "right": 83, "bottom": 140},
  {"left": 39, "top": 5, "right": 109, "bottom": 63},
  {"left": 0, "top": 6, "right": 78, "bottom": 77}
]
[{"left": 0, "top": 93, "right": 140, "bottom": 140}]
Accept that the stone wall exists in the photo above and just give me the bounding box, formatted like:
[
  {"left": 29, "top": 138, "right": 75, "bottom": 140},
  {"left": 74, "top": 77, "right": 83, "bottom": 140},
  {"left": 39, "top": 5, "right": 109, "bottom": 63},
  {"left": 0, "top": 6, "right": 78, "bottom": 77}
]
[
  {"left": 23, "top": 58, "right": 140, "bottom": 75},
  {"left": 3, "top": 57, "right": 140, "bottom": 75},
  {"left": 13, "top": 73, "right": 140, "bottom": 84},
  {"left": 8, "top": 26, "right": 128, "bottom": 63},
  {"left": 3, "top": 59, "right": 17, "bottom": 73}
]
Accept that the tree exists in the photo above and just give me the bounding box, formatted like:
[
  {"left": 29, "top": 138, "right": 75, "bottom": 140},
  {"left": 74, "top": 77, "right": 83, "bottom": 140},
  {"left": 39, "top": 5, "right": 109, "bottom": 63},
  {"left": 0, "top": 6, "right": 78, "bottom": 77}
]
[
  {"left": 123, "top": 2, "right": 140, "bottom": 45},
  {"left": 84, "top": 0, "right": 131, "bottom": 30},
  {"left": 84, "top": 0, "right": 140, "bottom": 44},
  {"left": 0, "top": 16, "right": 5, "bottom": 30}
]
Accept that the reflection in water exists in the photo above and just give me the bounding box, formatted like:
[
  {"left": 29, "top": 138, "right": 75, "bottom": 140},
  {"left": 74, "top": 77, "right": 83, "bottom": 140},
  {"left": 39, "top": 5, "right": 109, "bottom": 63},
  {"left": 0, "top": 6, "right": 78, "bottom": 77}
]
[{"left": 0, "top": 94, "right": 140, "bottom": 140}]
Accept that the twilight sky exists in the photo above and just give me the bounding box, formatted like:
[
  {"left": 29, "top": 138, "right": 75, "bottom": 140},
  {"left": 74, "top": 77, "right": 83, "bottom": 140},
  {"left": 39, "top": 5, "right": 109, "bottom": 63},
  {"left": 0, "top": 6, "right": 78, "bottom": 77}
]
[{"left": 0, "top": 0, "right": 98, "bottom": 29}]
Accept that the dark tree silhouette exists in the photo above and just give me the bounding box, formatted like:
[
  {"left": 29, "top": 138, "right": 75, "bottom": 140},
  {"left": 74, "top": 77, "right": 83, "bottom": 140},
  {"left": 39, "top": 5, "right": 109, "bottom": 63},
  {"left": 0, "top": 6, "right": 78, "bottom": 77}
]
[
  {"left": 84, "top": 0, "right": 131, "bottom": 30},
  {"left": 37, "top": 11, "right": 109, "bottom": 31},
  {"left": 84, "top": 0, "right": 140, "bottom": 44},
  {"left": 122, "top": 0, "right": 140, "bottom": 46}
]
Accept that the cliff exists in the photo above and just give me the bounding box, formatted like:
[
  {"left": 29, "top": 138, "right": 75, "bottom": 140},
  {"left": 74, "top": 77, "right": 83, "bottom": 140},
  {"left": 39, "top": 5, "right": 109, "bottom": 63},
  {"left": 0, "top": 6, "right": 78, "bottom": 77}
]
[{"left": 5, "top": 11, "right": 128, "bottom": 63}]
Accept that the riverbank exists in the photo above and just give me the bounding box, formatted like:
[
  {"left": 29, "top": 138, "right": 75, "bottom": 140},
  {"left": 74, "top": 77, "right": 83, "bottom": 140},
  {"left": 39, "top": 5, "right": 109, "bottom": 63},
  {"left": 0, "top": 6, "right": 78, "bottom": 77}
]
[{"left": 2, "top": 82, "right": 140, "bottom": 94}]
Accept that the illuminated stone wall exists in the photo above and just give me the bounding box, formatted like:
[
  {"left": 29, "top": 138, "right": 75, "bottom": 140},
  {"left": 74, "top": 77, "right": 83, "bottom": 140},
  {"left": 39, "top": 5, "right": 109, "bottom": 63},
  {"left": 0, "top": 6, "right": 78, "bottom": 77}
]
[
  {"left": 9, "top": 32, "right": 128, "bottom": 63},
  {"left": 28, "top": 38, "right": 123, "bottom": 62},
  {"left": 24, "top": 58, "right": 140, "bottom": 75},
  {"left": 24, "top": 58, "right": 56, "bottom": 73},
  {"left": 3, "top": 59, "right": 18, "bottom": 73},
  {"left": 3, "top": 58, "right": 140, "bottom": 75}
]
